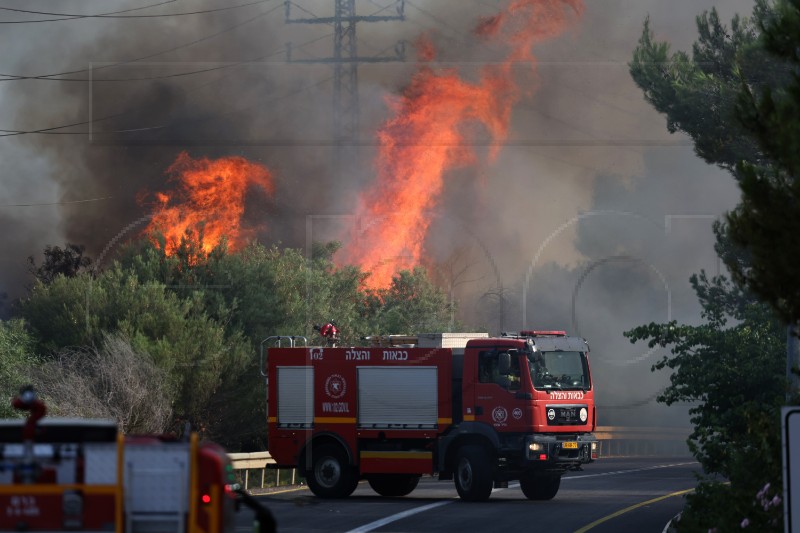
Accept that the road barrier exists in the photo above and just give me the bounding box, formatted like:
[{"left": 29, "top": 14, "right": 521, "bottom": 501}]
[
  {"left": 228, "top": 426, "right": 692, "bottom": 490},
  {"left": 594, "top": 426, "right": 691, "bottom": 457},
  {"left": 228, "top": 451, "right": 298, "bottom": 491}
]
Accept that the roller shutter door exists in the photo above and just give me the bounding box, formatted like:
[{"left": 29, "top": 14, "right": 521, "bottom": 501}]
[
  {"left": 277, "top": 366, "right": 314, "bottom": 427},
  {"left": 358, "top": 367, "right": 437, "bottom": 428}
]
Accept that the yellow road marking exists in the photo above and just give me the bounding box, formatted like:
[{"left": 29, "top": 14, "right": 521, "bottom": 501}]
[
  {"left": 261, "top": 485, "right": 309, "bottom": 495},
  {"left": 573, "top": 488, "right": 693, "bottom": 533},
  {"left": 259, "top": 479, "right": 367, "bottom": 496}
]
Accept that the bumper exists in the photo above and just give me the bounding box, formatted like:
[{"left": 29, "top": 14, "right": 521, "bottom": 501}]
[{"left": 524, "top": 433, "right": 598, "bottom": 466}]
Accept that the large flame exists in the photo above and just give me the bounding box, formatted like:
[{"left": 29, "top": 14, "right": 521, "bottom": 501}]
[
  {"left": 143, "top": 151, "right": 274, "bottom": 255},
  {"left": 341, "top": 0, "right": 584, "bottom": 289}
]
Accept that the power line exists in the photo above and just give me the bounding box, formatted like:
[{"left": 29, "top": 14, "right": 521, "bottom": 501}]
[
  {"left": 0, "top": 0, "right": 272, "bottom": 24},
  {"left": 0, "top": 0, "right": 177, "bottom": 23},
  {"left": 0, "top": 32, "right": 338, "bottom": 138},
  {"left": 0, "top": 2, "right": 283, "bottom": 82},
  {"left": 0, "top": 196, "right": 114, "bottom": 207}
]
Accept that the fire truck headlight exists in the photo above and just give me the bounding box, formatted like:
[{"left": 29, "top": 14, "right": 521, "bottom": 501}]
[
  {"left": 528, "top": 442, "right": 543, "bottom": 452},
  {"left": 591, "top": 442, "right": 597, "bottom": 451}
]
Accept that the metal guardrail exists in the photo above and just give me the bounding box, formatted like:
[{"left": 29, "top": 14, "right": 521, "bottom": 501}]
[
  {"left": 228, "top": 426, "right": 692, "bottom": 491},
  {"left": 595, "top": 426, "right": 691, "bottom": 457},
  {"left": 228, "top": 451, "right": 297, "bottom": 491}
]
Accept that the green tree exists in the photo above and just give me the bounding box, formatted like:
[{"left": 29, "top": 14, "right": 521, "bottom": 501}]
[
  {"left": 116, "top": 235, "right": 370, "bottom": 448},
  {"left": 727, "top": 0, "right": 800, "bottom": 324},
  {"left": 18, "top": 264, "right": 251, "bottom": 440},
  {"left": 368, "top": 267, "right": 456, "bottom": 335},
  {"left": 630, "top": 1, "right": 800, "bottom": 324},
  {"left": 625, "top": 272, "right": 786, "bottom": 531},
  {"left": 629, "top": 5, "right": 798, "bottom": 528}
]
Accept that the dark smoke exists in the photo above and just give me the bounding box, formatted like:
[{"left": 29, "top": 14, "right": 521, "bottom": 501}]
[{"left": 2, "top": 0, "right": 755, "bottom": 428}]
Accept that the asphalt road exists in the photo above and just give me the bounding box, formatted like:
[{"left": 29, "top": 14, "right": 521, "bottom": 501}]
[{"left": 235, "top": 457, "right": 699, "bottom": 533}]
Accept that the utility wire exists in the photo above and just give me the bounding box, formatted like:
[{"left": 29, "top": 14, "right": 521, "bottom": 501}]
[
  {"left": 0, "top": 31, "right": 335, "bottom": 137},
  {"left": 0, "top": 0, "right": 387, "bottom": 82},
  {"left": 0, "top": 0, "right": 272, "bottom": 24},
  {"left": 0, "top": 0, "right": 403, "bottom": 136},
  {"left": 0, "top": 2, "right": 282, "bottom": 82},
  {"left": 0, "top": 0, "right": 177, "bottom": 23},
  {"left": 285, "top": 0, "right": 386, "bottom": 56},
  {"left": 0, "top": 196, "right": 114, "bottom": 207}
]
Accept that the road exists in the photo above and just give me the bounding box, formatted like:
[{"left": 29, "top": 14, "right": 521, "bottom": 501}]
[{"left": 235, "top": 457, "right": 699, "bottom": 532}]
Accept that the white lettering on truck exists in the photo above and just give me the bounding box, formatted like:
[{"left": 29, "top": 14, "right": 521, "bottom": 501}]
[
  {"left": 549, "top": 391, "right": 584, "bottom": 400},
  {"left": 322, "top": 402, "right": 350, "bottom": 413},
  {"left": 382, "top": 350, "right": 408, "bottom": 361},
  {"left": 345, "top": 350, "right": 370, "bottom": 361},
  {"left": 5, "top": 496, "right": 40, "bottom": 517}
]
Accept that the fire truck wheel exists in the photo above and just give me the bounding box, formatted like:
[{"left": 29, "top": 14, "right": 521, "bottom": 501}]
[
  {"left": 454, "top": 445, "right": 493, "bottom": 501},
  {"left": 306, "top": 444, "right": 358, "bottom": 498},
  {"left": 367, "top": 474, "right": 420, "bottom": 497},
  {"left": 519, "top": 471, "right": 561, "bottom": 500}
]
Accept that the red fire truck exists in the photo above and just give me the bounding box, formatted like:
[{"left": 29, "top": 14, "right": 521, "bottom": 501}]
[
  {"left": 262, "top": 331, "right": 598, "bottom": 501},
  {"left": 0, "top": 387, "right": 275, "bottom": 532}
]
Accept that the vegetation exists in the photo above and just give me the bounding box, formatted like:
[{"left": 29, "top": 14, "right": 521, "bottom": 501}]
[
  {"left": 33, "top": 334, "right": 172, "bottom": 434},
  {"left": 630, "top": 0, "right": 800, "bottom": 324},
  {"left": 2, "top": 233, "right": 457, "bottom": 450},
  {"left": 625, "top": 271, "right": 785, "bottom": 530},
  {"left": 629, "top": 0, "right": 800, "bottom": 529},
  {"left": 0, "top": 320, "right": 37, "bottom": 418}
]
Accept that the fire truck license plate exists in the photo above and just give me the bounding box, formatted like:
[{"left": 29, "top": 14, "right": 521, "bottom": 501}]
[{"left": 563, "top": 442, "right": 578, "bottom": 449}]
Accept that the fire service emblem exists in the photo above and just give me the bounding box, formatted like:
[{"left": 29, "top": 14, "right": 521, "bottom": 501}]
[
  {"left": 492, "top": 406, "right": 508, "bottom": 423},
  {"left": 512, "top": 408, "right": 523, "bottom": 420},
  {"left": 324, "top": 374, "right": 347, "bottom": 399}
]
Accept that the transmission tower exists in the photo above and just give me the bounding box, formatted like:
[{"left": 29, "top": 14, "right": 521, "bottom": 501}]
[{"left": 285, "top": 0, "right": 406, "bottom": 145}]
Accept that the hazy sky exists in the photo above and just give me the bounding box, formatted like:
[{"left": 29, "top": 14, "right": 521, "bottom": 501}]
[{"left": 0, "top": 0, "right": 758, "bottom": 424}]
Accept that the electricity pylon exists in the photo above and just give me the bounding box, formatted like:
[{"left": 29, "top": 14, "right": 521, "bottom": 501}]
[{"left": 285, "top": 0, "right": 406, "bottom": 145}]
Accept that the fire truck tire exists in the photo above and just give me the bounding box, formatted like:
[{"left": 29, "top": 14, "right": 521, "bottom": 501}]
[
  {"left": 367, "top": 474, "right": 420, "bottom": 497},
  {"left": 519, "top": 472, "right": 561, "bottom": 500},
  {"left": 306, "top": 444, "right": 358, "bottom": 498},
  {"left": 454, "top": 445, "right": 493, "bottom": 501}
]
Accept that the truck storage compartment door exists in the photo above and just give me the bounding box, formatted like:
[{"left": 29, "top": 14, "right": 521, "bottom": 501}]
[
  {"left": 277, "top": 366, "right": 314, "bottom": 428},
  {"left": 124, "top": 443, "right": 189, "bottom": 532},
  {"left": 358, "top": 367, "right": 438, "bottom": 429}
]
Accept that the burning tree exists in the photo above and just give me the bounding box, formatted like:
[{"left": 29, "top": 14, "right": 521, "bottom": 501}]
[{"left": 142, "top": 151, "right": 274, "bottom": 256}]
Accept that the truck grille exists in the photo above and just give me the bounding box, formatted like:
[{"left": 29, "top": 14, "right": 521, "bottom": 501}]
[{"left": 545, "top": 404, "right": 588, "bottom": 426}]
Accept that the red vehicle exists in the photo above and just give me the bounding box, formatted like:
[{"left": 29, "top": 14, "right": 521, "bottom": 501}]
[
  {"left": 0, "top": 387, "right": 274, "bottom": 532},
  {"left": 262, "top": 331, "right": 598, "bottom": 501}
]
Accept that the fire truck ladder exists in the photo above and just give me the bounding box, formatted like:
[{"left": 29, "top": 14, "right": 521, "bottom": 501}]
[{"left": 259, "top": 336, "right": 307, "bottom": 377}]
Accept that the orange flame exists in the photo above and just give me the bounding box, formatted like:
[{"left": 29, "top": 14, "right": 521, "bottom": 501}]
[
  {"left": 341, "top": 0, "right": 583, "bottom": 289},
  {"left": 143, "top": 151, "right": 274, "bottom": 255}
]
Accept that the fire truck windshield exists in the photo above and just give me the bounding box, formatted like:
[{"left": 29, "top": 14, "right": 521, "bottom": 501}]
[{"left": 529, "top": 351, "right": 590, "bottom": 391}]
